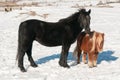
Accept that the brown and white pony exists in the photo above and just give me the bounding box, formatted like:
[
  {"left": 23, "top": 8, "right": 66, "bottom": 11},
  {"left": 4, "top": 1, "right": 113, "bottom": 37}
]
[{"left": 74, "top": 31, "right": 104, "bottom": 68}]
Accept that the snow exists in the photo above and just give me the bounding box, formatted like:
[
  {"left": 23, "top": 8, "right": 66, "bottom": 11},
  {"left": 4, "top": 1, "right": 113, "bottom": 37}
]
[{"left": 0, "top": 1, "right": 120, "bottom": 80}]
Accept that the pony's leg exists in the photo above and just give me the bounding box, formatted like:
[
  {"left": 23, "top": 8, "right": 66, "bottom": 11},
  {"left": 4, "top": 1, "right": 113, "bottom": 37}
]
[
  {"left": 88, "top": 52, "right": 94, "bottom": 68},
  {"left": 26, "top": 43, "right": 38, "bottom": 67},
  {"left": 59, "top": 44, "right": 70, "bottom": 68},
  {"left": 82, "top": 52, "right": 87, "bottom": 64},
  {"left": 77, "top": 50, "right": 81, "bottom": 64},
  {"left": 93, "top": 52, "right": 98, "bottom": 67}
]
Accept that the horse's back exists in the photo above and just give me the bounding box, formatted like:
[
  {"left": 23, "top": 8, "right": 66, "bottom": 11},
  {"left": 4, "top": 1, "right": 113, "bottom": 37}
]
[
  {"left": 19, "top": 19, "right": 43, "bottom": 32},
  {"left": 18, "top": 19, "right": 45, "bottom": 43},
  {"left": 18, "top": 19, "right": 64, "bottom": 47}
]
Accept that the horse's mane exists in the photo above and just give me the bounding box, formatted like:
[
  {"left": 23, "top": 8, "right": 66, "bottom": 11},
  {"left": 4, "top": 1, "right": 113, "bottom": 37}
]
[{"left": 59, "top": 9, "right": 86, "bottom": 23}]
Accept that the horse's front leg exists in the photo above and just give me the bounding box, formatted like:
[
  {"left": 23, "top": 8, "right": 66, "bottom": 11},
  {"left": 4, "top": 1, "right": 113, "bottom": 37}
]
[{"left": 59, "top": 44, "right": 71, "bottom": 68}]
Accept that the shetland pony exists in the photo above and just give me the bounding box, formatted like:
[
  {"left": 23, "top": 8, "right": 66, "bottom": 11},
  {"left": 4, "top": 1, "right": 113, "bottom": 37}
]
[
  {"left": 16, "top": 9, "right": 91, "bottom": 72},
  {"left": 74, "top": 31, "right": 104, "bottom": 67}
]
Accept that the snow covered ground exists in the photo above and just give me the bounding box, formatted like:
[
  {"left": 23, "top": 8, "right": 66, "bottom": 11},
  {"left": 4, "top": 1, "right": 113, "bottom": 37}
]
[{"left": 0, "top": 1, "right": 120, "bottom": 80}]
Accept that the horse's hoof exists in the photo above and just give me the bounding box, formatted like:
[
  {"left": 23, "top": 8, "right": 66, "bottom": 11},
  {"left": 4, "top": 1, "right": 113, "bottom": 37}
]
[
  {"left": 63, "top": 64, "right": 70, "bottom": 68},
  {"left": 59, "top": 61, "right": 70, "bottom": 68},
  {"left": 18, "top": 65, "right": 26, "bottom": 72},
  {"left": 31, "top": 63, "right": 38, "bottom": 68},
  {"left": 20, "top": 67, "right": 27, "bottom": 72}
]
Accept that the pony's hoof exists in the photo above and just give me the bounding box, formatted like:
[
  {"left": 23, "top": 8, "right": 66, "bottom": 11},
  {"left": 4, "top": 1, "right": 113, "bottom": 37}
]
[
  {"left": 77, "top": 62, "right": 80, "bottom": 64},
  {"left": 93, "top": 65, "right": 97, "bottom": 67},
  {"left": 88, "top": 62, "right": 93, "bottom": 68},
  {"left": 83, "top": 61, "right": 87, "bottom": 64},
  {"left": 89, "top": 66, "right": 93, "bottom": 68},
  {"left": 88, "top": 65, "right": 94, "bottom": 68}
]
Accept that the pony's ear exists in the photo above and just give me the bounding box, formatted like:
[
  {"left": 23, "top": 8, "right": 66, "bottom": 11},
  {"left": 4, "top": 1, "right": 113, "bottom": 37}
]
[{"left": 88, "top": 9, "right": 91, "bottom": 14}]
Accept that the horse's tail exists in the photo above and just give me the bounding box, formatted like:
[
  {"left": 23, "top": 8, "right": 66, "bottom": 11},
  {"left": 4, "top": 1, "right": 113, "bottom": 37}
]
[
  {"left": 16, "top": 46, "right": 20, "bottom": 62},
  {"left": 16, "top": 40, "right": 21, "bottom": 61},
  {"left": 16, "top": 22, "right": 25, "bottom": 61}
]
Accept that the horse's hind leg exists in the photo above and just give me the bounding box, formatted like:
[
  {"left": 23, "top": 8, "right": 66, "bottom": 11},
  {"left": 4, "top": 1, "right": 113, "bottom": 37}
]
[
  {"left": 17, "top": 35, "right": 35, "bottom": 72},
  {"left": 26, "top": 42, "right": 38, "bottom": 67},
  {"left": 18, "top": 49, "right": 26, "bottom": 72}
]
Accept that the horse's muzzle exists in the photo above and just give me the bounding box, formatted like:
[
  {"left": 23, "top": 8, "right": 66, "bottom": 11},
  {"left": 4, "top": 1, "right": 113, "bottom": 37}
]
[{"left": 85, "top": 28, "right": 91, "bottom": 34}]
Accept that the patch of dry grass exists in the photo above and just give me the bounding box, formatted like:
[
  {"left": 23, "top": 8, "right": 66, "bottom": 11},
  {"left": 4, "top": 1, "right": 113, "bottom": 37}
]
[{"left": 16, "top": 11, "right": 49, "bottom": 19}]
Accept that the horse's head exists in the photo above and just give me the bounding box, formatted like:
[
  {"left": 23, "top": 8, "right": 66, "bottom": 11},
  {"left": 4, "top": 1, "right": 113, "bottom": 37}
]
[{"left": 78, "top": 9, "right": 91, "bottom": 33}]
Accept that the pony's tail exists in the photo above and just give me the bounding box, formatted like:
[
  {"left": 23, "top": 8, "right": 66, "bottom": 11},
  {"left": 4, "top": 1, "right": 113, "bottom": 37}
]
[{"left": 73, "top": 45, "right": 78, "bottom": 59}]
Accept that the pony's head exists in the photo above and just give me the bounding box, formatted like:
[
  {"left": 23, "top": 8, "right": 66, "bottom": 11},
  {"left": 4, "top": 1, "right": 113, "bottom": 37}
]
[{"left": 78, "top": 9, "right": 91, "bottom": 33}]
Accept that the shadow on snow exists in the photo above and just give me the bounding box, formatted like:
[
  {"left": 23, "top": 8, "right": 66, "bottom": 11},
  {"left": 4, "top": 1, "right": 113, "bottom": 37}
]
[
  {"left": 35, "top": 52, "right": 74, "bottom": 64},
  {"left": 35, "top": 50, "right": 118, "bottom": 65},
  {"left": 97, "top": 50, "right": 118, "bottom": 64}
]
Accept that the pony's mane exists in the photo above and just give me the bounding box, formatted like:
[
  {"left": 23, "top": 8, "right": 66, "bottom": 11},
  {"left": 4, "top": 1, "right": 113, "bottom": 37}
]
[{"left": 59, "top": 9, "right": 86, "bottom": 23}]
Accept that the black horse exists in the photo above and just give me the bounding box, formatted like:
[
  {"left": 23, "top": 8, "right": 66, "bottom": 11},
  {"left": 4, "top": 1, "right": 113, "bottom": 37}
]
[{"left": 16, "top": 9, "right": 91, "bottom": 72}]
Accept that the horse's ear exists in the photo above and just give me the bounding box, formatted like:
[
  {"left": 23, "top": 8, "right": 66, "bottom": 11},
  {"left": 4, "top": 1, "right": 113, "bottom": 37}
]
[
  {"left": 80, "top": 9, "right": 86, "bottom": 13},
  {"left": 88, "top": 9, "right": 91, "bottom": 14}
]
